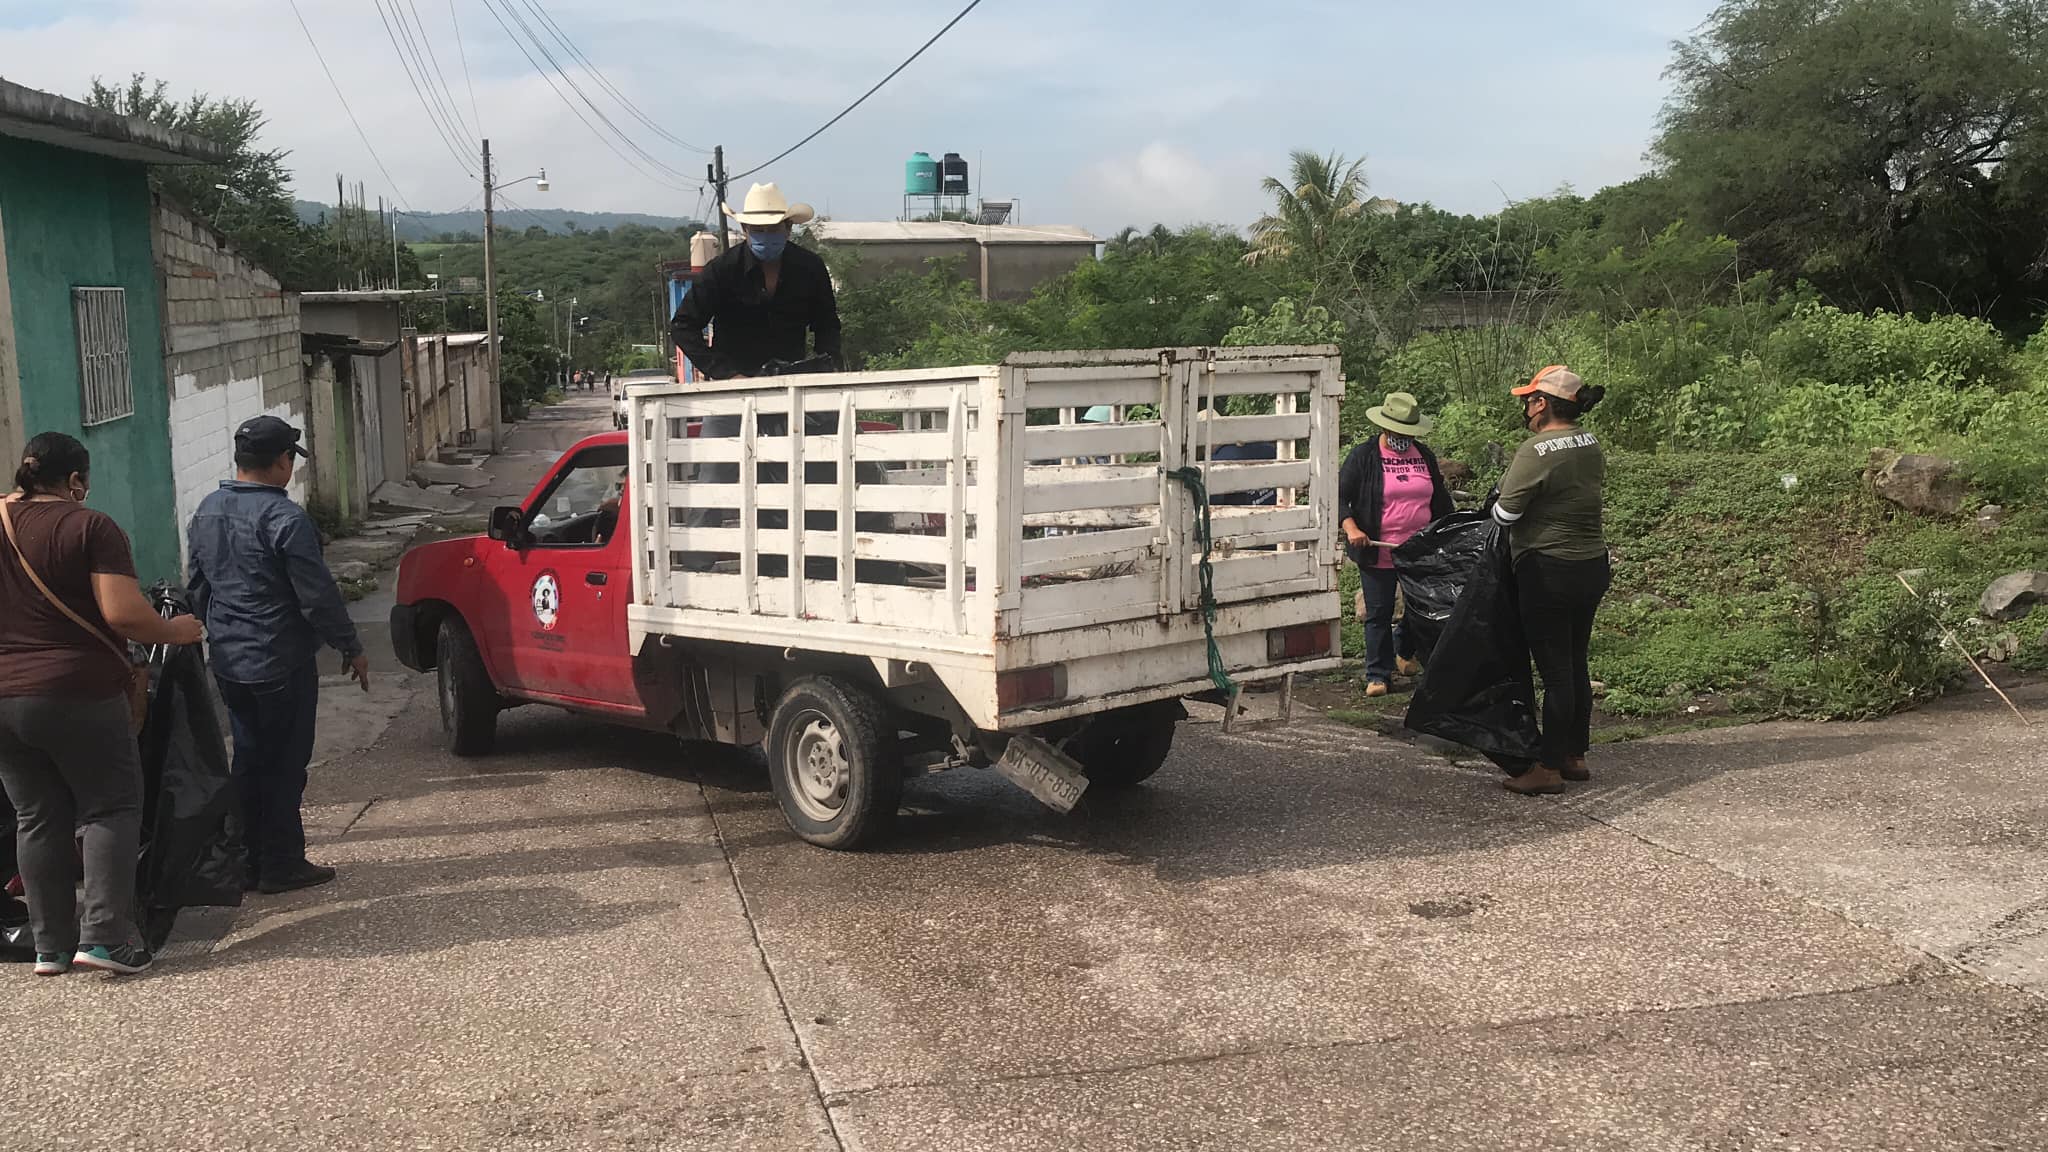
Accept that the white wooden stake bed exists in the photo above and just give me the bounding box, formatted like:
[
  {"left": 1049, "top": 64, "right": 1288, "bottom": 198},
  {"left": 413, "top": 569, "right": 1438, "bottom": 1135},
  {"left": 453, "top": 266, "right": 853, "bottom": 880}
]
[{"left": 624, "top": 346, "right": 1346, "bottom": 847}]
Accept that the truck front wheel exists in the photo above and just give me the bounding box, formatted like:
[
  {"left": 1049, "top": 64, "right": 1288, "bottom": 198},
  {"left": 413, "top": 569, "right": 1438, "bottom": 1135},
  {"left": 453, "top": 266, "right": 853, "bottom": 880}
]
[
  {"left": 437, "top": 616, "right": 499, "bottom": 756},
  {"left": 766, "top": 677, "right": 901, "bottom": 850},
  {"left": 1064, "top": 701, "right": 1181, "bottom": 790}
]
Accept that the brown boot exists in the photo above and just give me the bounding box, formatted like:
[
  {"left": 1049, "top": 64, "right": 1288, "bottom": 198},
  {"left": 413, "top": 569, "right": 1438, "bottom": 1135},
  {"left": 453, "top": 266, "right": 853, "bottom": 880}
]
[
  {"left": 1502, "top": 765, "right": 1567, "bottom": 795},
  {"left": 1395, "top": 656, "right": 1423, "bottom": 678},
  {"left": 1365, "top": 679, "right": 1389, "bottom": 698},
  {"left": 1561, "top": 756, "right": 1590, "bottom": 782}
]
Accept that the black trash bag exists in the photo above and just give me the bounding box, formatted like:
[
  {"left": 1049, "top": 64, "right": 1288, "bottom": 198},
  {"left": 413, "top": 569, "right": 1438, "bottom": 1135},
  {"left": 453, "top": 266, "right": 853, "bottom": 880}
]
[
  {"left": 1, "top": 893, "right": 29, "bottom": 962},
  {"left": 1391, "top": 510, "right": 1495, "bottom": 665},
  {"left": 137, "top": 616, "right": 245, "bottom": 950},
  {"left": 1403, "top": 518, "right": 1542, "bottom": 764},
  {"left": 2, "top": 761, "right": 32, "bottom": 960}
]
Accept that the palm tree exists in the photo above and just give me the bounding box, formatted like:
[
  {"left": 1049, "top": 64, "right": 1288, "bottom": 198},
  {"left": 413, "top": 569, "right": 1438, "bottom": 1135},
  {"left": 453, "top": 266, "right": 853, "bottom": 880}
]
[{"left": 1245, "top": 150, "right": 1370, "bottom": 265}]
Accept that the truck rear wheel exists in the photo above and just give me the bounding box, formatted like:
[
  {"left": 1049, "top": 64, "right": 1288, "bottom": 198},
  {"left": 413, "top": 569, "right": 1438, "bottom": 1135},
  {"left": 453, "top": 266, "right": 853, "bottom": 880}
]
[
  {"left": 1064, "top": 701, "right": 1180, "bottom": 790},
  {"left": 766, "top": 677, "right": 901, "bottom": 850},
  {"left": 437, "top": 616, "right": 498, "bottom": 756}
]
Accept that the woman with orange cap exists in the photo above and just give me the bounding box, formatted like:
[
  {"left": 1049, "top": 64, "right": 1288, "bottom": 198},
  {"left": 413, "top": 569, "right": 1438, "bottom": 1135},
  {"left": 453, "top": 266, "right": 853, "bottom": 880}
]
[{"left": 1491, "top": 366, "right": 1609, "bottom": 795}]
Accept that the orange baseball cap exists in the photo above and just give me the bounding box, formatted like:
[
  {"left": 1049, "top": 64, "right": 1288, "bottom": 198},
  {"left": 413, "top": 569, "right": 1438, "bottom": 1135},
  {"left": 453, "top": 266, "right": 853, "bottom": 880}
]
[{"left": 1512, "top": 365, "right": 1584, "bottom": 400}]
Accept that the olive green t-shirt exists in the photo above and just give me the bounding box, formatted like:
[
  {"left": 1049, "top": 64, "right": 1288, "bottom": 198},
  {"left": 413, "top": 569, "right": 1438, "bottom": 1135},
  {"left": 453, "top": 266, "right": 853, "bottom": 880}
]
[{"left": 1493, "top": 426, "right": 1606, "bottom": 562}]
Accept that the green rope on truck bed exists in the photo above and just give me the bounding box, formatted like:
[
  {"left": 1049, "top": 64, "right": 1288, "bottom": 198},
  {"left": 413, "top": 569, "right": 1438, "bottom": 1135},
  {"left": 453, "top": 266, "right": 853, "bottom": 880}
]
[{"left": 1164, "top": 466, "right": 1237, "bottom": 697}]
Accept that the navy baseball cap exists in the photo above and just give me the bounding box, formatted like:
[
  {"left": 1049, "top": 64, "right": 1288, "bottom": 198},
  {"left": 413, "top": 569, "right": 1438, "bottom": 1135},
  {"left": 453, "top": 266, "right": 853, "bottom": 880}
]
[{"left": 235, "top": 415, "right": 308, "bottom": 458}]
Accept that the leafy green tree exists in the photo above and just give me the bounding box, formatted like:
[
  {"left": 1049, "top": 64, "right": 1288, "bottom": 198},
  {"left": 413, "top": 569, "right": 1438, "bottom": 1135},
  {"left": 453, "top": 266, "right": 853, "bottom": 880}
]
[
  {"left": 493, "top": 289, "right": 563, "bottom": 410},
  {"left": 1247, "top": 150, "right": 1372, "bottom": 266},
  {"left": 1656, "top": 0, "right": 2048, "bottom": 325},
  {"left": 86, "top": 74, "right": 340, "bottom": 289}
]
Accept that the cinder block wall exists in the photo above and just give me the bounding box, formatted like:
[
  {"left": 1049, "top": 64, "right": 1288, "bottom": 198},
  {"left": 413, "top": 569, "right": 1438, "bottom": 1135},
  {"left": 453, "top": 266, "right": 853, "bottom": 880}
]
[{"left": 155, "top": 196, "right": 306, "bottom": 563}]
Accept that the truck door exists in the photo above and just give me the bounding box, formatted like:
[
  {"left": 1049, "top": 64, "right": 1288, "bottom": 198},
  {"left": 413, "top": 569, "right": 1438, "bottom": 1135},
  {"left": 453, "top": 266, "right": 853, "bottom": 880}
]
[{"left": 487, "top": 443, "right": 643, "bottom": 714}]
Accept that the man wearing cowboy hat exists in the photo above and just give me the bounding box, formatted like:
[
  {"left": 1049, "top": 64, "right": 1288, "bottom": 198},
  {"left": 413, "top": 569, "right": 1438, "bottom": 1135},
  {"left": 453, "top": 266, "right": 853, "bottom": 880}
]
[{"left": 670, "top": 182, "right": 841, "bottom": 379}]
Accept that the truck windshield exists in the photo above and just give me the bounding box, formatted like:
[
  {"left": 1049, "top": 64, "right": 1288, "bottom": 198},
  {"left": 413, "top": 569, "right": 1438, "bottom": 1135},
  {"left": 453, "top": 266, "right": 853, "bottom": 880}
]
[{"left": 527, "top": 444, "right": 630, "bottom": 547}]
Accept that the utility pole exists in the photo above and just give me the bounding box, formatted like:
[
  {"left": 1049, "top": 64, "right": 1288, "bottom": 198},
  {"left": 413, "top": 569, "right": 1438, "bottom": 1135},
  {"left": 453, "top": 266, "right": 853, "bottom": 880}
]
[
  {"left": 386, "top": 197, "right": 400, "bottom": 289},
  {"left": 481, "top": 138, "right": 503, "bottom": 448},
  {"left": 708, "top": 146, "right": 729, "bottom": 254}
]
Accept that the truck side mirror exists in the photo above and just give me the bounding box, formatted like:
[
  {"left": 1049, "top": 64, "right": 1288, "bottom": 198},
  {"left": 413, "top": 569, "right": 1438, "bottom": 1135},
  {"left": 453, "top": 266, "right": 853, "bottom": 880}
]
[{"left": 487, "top": 505, "right": 527, "bottom": 548}]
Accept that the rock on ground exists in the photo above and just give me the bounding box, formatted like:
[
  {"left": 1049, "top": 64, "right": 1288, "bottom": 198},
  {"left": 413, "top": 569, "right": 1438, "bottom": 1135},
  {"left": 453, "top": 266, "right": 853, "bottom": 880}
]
[
  {"left": 1868, "top": 450, "right": 1967, "bottom": 517},
  {"left": 1981, "top": 570, "right": 2048, "bottom": 622}
]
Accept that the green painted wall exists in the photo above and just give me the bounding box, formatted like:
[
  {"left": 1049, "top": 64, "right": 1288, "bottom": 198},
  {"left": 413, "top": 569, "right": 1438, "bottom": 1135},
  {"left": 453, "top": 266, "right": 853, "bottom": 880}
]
[{"left": 0, "top": 135, "right": 178, "bottom": 581}]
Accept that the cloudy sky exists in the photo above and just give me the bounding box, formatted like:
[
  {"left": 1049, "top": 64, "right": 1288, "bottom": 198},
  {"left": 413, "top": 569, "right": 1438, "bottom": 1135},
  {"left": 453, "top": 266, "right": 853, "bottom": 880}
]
[{"left": 0, "top": 0, "right": 1716, "bottom": 234}]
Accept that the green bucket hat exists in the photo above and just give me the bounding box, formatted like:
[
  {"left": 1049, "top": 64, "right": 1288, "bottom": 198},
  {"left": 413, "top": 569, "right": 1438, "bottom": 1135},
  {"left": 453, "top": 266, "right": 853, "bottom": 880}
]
[{"left": 1366, "top": 391, "right": 1432, "bottom": 437}]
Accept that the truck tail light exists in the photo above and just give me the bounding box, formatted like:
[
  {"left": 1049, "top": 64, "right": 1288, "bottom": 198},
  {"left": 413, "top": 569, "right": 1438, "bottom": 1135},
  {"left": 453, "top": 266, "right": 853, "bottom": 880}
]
[
  {"left": 998, "top": 665, "right": 1066, "bottom": 711},
  {"left": 1267, "top": 622, "right": 1332, "bottom": 662}
]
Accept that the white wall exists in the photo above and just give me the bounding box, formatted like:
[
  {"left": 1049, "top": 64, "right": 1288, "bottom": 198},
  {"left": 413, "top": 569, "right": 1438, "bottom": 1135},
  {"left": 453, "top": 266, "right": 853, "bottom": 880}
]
[{"left": 169, "top": 370, "right": 307, "bottom": 566}]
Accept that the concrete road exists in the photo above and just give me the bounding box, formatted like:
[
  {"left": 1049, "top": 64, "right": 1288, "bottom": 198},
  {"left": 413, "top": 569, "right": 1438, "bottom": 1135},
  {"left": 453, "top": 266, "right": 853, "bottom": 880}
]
[{"left": 4, "top": 392, "right": 2045, "bottom": 1150}]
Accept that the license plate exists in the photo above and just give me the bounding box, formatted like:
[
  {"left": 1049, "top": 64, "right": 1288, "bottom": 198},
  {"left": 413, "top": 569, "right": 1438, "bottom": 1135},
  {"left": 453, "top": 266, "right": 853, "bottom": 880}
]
[{"left": 993, "top": 735, "right": 1090, "bottom": 813}]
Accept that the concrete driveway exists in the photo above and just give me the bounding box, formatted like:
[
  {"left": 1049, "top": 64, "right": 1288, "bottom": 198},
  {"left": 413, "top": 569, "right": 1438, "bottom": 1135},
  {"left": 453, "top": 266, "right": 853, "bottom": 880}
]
[{"left": 4, "top": 394, "right": 2044, "bottom": 1150}]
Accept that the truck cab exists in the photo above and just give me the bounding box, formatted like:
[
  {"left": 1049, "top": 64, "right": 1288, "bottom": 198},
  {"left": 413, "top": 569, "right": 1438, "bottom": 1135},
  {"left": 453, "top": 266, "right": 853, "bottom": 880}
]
[{"left": 392, "top": 432, "right": 647, "bottom": 735}]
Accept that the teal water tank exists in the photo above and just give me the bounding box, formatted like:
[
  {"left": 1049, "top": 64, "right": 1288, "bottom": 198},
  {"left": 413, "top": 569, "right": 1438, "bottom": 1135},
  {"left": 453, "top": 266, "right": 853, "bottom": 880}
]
[{"left": 905, "top": 152, "right": 940, "bottom": 196}]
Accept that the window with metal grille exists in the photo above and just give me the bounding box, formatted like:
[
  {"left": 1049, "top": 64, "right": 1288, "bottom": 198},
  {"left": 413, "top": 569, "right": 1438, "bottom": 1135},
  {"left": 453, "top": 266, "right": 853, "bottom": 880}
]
[{"left": 73, "top": 286, "right": 133, "bottom": 425}]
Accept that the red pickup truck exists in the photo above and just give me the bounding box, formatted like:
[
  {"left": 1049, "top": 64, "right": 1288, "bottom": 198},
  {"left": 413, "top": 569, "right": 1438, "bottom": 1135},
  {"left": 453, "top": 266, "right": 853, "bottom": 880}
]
[
  {"left": 390, "top": 420, "right": 929, "bottom": 751},
  {"left": 391, "top": 431, "right": 646, "bottom": 742},
  {"left": 391, "top": 348, "right": 1346, "bottom": 849}
]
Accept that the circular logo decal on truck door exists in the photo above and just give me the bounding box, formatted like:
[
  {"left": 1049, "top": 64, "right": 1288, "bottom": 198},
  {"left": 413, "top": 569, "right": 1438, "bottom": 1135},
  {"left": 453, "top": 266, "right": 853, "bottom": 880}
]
[{"left": 532, "top": 571, "right": 561, "bottom": 631}]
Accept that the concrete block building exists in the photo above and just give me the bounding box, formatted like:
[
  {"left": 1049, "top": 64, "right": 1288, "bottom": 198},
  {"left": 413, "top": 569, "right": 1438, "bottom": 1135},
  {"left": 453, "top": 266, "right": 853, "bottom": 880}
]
[
  {"left": 157, "top": 195, "right": 309, "bottom": 558},
  {"left": 809, "top": 221, "right": 1099, "bottom": 302},
  {"left": 0, "top": 77, "right": 226, "bottom": 581}
]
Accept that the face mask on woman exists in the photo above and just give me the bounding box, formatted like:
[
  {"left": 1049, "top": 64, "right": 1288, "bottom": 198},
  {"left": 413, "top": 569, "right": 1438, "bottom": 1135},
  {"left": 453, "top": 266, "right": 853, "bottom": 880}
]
[
  {"left": 747, "top": 230, "right": 788, "bottom": 262},
  {"left": 1384, "top": 435, "right": 1414, "bottom": 453}
]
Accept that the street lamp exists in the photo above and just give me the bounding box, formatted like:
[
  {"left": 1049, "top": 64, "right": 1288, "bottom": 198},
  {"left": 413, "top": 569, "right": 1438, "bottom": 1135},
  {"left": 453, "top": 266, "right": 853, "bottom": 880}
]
[{"left": 480, "top": 139, "right": 548, "bottom": 444}]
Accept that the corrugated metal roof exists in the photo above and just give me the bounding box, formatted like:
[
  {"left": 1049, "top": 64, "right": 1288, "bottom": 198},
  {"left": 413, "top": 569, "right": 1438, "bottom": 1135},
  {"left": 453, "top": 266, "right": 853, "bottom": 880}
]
[
  {"left": 810, "top": 221, "right": 1098, "bottom": 245},
  {"left": 444, "top": 333, "right": 490, "bottom": 347}
]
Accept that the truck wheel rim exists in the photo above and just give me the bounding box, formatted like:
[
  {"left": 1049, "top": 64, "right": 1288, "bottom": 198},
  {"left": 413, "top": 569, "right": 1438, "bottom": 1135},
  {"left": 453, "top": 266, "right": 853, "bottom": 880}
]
[
  {"left": 439, "top": 662, "right": 455, "bottom": 730},
  {"left": 788, "top": 715, "right": 848, "bottom": 821}
]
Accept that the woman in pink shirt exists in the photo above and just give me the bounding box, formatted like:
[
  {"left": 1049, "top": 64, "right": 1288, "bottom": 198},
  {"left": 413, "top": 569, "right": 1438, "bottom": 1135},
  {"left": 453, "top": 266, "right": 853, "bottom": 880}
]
[{"left": 1338, "top": 392, "right": 1455, "bottom": 696}]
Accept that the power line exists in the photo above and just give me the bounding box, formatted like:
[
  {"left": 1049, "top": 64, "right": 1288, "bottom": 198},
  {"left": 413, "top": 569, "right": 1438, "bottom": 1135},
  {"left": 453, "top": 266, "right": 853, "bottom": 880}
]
[
  {"left": 473, "top": 0, "right": 704, "bottom": 192},
  {"left": 521, "top": 0, "right": 710, "bottom": 155},
  {"left": 481, "top": 0, "right": 702, "bottom": 189},
  {"left": 400, "top": 0, "right": 475, "bottom": 139},
  {"left": 373, "top": 0, "right": 479, "bottom": 177},
  {"left": 732, "top": 0, "right": 987, "bottom": 182},
  {"left": 286, "top": 0, "right": 414, "bottom": 211},
  {"left": 494, "top": 190, "right": 555, "bottom": 232},
  {"left": 378, "top": 0, "right": 472, "bottom": 158},
  {"left": 448, "top": 0, "right": 484, "bottom": 138}
]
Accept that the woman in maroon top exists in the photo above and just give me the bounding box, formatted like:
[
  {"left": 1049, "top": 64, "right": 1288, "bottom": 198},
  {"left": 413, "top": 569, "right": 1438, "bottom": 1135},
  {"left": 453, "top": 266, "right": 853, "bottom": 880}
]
[{"left": 0, "top": 432, "right": 202, "bottom": 976}]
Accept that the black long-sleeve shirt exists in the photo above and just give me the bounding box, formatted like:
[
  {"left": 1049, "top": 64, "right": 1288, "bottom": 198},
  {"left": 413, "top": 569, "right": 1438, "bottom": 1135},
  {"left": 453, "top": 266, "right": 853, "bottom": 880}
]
[{"left": 670, "top": 242, "right": 842, "bottom": 379}]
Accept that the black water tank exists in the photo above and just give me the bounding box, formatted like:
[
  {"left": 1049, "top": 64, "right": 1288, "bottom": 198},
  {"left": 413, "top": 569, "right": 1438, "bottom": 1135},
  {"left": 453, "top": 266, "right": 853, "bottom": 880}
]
[{"left": 940, "top": 152, "right": 970, "bottom": 195}]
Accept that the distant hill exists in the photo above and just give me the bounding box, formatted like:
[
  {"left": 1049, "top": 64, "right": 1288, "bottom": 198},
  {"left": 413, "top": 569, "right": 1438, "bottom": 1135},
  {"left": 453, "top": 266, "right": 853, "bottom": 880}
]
[{"left": 293, "top": 200, "right": 704, "bottom": 242}]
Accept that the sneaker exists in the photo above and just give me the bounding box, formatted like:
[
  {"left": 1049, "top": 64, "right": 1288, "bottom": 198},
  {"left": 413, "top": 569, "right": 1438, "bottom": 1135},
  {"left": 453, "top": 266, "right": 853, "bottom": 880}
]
[
  {"left": 33, "top": 952, "right": 72, "bottom": 976},
  {"left": 258, "top": 861, "right": 337, "bottom": 895},
  {"left": 1365, "top": 680, "right": 1390, "bottom": 698},
  {"left": 73, "top": 943, "right": 153, "bottom": 975}
]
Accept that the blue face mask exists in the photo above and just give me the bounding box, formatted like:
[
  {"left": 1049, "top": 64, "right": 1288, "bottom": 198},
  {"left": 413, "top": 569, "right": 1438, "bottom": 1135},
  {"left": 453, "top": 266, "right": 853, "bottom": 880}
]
[{"left": 747, "top": 230, "right": 788, "bottom": 262}]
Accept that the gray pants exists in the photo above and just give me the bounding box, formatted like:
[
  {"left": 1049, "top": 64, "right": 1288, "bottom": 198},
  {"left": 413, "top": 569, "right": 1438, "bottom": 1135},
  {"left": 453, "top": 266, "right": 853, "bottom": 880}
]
[{"left": 0, "top": 694, "right": 141, "bottom": 953}]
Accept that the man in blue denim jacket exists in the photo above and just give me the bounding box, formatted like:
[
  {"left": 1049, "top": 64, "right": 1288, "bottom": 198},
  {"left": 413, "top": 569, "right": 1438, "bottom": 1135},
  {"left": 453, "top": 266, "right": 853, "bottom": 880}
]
[{"left": 188, "top": 416, "right": 368, "bottom": 895}]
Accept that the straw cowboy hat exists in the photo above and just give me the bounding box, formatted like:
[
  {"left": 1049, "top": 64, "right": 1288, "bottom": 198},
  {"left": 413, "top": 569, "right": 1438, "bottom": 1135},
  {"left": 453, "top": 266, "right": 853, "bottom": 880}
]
[
  {"left": 1366, "top": 391, "right": 1433, "bottom": 437},
  {"left": 722, "top": 182, "right": 815, "bottom": 226}
]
